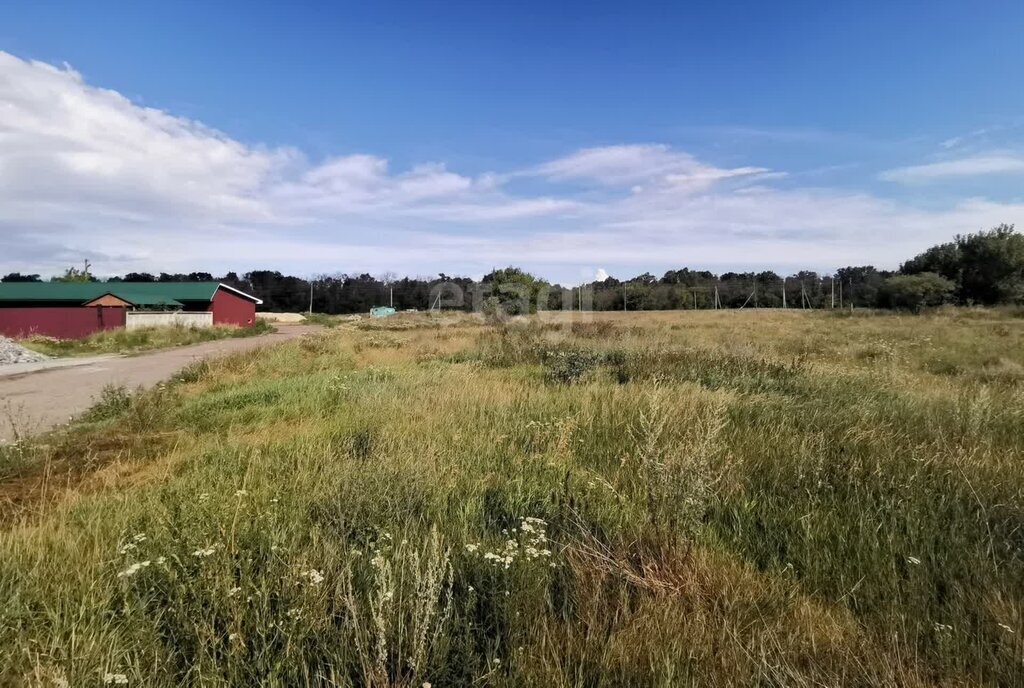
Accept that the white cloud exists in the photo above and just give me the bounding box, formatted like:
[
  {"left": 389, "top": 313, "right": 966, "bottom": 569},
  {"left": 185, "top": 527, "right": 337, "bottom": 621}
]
[
  {"left": 531, "top": 144, "right": 770, "bottom": 191},
  {"left": 594, "top": 268, "right": 609, "bottom": 281},
  {"left": 1, "top": 50, "right": 1022, "bottom": 281},
  {"left": 880, "top": 154, "right": 1024, "bottom": 183}
]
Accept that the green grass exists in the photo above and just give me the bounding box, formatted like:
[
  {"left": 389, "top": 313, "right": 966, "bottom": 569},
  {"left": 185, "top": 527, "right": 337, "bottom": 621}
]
[
  {"left": 1, "top": 309, "right": 1023, "bottom": 686},
  {"left": 19, "top": 320, "right": 276, "bottom": 357},
  {"left": 300, "top": 313, "right": 344, "bottom": 328}
]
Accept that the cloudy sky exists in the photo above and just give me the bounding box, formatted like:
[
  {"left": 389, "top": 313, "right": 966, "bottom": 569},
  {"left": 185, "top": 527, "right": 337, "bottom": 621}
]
[{"left": 1, "top": 2, "right": 1023, "bottom": 283}]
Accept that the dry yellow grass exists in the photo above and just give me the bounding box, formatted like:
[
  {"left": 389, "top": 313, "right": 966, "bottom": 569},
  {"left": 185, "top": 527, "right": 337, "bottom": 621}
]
[{"left": 1, "top": 308, "right": 1022, "bottom": 685}]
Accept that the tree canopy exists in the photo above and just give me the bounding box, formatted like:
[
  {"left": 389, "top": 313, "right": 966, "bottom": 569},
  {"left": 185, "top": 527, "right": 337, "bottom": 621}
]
[{"left": 14, "top": 224, "right": 1022, "bottom": 313}]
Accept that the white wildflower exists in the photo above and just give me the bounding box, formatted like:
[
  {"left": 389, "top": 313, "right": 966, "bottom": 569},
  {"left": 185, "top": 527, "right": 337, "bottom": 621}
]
[
  {"left": 103, "top": 673, "right": 128, "bottom": 685},
  {"left": 117, "top": 561, "right": 150, "bottom": 578},
  {"left": 465, "top": 543, "right": 479, "bottom": 553},
  {"left": 132, "top": 533, "right": 147, "bottom": 543},
  {"left": 234, "top": 489, "right": 248, "bottom": 498},
  {"left": 228, "top": 586, "right": 242, "bottom": 597},
  {"left": 192, "top": 546, "right": 217, "bottom": 558},
  {"left": 301, "top": 568, "right": 325, "bottom": 586}
]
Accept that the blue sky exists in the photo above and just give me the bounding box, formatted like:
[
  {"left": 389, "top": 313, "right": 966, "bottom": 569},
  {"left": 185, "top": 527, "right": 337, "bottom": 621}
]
[{"left": 1, "top": 1, "right": 1023, "bottom": 282}]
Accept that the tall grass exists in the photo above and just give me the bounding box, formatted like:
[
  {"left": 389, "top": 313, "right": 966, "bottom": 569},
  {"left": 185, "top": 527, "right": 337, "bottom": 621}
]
[
  {"left": 20, "top": 321, "right": 276, "bottom": 357},
  {"left": 1, "top": 310, "right": 1022, "bottom": 685}
]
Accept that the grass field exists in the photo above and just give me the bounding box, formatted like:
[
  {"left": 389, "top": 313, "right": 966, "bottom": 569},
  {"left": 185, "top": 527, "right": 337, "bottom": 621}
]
[
  {"left": 19, "top": 320, "right": 275, "bottom": 357},
  {"left": 1, "top": 309, "right": 1023, "bottom": 686}
]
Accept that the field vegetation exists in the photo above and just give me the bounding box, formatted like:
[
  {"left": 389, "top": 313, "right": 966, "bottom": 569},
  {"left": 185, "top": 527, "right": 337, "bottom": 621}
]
[
  {"left": 1, "top": 309, "right": 1023, "bottom": 686},
  {"left": 19, "top": 320, "right": 275, "bottom": 357}
]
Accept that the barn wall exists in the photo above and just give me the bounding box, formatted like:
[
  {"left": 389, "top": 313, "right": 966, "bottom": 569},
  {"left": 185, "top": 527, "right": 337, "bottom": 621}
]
[
  {"left": 209, "top": 289, "right": 256, "bottom": 326},
  {"left": 0, "top": 307, "right": 126, "bottom": 339}
]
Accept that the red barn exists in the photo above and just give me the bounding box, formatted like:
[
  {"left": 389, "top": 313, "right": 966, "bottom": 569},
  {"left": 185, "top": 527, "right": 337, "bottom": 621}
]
[{"left": 0, "top": 282, "right": 262, "bottom": 339}]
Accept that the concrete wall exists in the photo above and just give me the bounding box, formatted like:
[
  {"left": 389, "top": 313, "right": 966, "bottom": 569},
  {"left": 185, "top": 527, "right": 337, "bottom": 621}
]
[
  {"left": 125, "top": 311, "right": 213, "bottom": 330},
  {"left": 0, "top": 307, "right": 126, "bottom": 339}
]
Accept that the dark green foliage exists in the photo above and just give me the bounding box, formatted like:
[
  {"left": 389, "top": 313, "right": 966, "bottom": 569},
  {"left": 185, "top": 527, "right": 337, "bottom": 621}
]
[
  {"left": 902, "top": 224, "right": 1024, "bottom": 305},
  {"left": 82, "top": 384, "right": 133, "bottom": 422},
  {"left": 879, "top": 272, "right": 956, "bottom": 311},
  {"left": 958, "top": 224, "right": 1024, "bottom": 304}
]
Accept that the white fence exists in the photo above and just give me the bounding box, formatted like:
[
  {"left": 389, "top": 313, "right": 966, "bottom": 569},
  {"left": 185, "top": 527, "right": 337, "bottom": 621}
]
[{"left": 125, "top": 311, "right": 214, "bottom": 331}]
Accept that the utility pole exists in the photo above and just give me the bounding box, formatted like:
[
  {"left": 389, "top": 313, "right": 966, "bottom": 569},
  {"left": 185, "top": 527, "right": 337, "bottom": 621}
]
[
  {"left": 390, "top": 287, "right": 393, "bottom": 309},
  {"left": 693, "top": 290, "right": 697, "bottom": 310},
  {"left": 308, "top": 280, "right": 314, "bottom": 315},
  {"left": 623, "top": 283, "right": 627, "bottom": 312},
  {"left": 830, "top": 278, "right": 835, "bottom": 309},
  {"left": 782, "top": 278, "right": 787, "bottom": 309},
  {"left": 839, "top": 280, "right": 843, "bottom": 309},
  {"left": 714, "top": 285, "right": 720, "bottom": 309}
]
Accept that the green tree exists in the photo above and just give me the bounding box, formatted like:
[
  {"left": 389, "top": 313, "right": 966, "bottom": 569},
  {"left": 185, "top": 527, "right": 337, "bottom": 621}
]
[
  {"left": 480, "top": 267, "right": 548, "bottom": 316},
  {"left": 901, "top": 241, "right": 962, "bottom": 284},
  {"left": 1, "top": 272, "right": 41, "bottom": 282},
  {"left": 50, "top": 261, "right": 96, "bottom": 283},
  {"left": 879, "top": 273, "right": 955, "bottom": 311},
  {"left": 956, "top": 224, "right": 1024, "bottom": 305}
]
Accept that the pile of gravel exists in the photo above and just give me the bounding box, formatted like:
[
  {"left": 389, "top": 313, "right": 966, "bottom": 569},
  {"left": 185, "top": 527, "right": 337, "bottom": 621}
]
[{"left": 0, "top": 336, "right": 50, "bottom": 366}]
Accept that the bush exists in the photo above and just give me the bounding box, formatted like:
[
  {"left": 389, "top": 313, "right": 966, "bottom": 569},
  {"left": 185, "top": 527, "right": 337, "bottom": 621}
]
[{"left": 879, "top": 272, "right": 955, "bottom": 311}]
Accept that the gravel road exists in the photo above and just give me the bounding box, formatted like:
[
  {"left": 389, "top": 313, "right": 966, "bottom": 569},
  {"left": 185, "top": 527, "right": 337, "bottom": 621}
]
[{"left": 0, "top": 324, "right": 318, "bottom": 442}]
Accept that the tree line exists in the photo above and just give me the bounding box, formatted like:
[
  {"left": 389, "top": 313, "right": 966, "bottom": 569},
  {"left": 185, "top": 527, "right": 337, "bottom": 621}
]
[{"left": 3, "top": 224, "right": 1022, "bottom": 312}]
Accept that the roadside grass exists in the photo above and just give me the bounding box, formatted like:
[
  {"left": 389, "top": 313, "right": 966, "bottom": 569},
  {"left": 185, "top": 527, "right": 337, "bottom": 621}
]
[
  {"left": 0, "top": 309, "right": 1022, "bottom": 685},
  {"left": 300, "top": 313, "right": 344, "bottom": 328},
  {"left": 19, "top": 320, "right": 276, "bottom": 357}
]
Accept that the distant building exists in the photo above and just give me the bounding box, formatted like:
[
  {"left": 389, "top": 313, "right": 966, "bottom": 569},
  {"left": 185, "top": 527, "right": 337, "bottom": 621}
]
[{"left": 0, "top": 282, "right": 262, "bottom": 339}]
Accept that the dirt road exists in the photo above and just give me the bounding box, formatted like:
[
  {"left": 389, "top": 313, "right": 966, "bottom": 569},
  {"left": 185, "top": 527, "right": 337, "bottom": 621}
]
[{"left": 0, "top": 324, "right": 319, "bottom": 442}]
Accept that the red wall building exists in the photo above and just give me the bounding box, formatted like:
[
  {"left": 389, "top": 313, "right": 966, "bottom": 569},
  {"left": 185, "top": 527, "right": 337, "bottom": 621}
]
[
  {"left": 0, "top": 306, "right": 126, "bottom": 339},
  {"left": 208, "top": 288, "right": 257, "bottom": 326},
  {"left": 0, "top": 282, "right": 261, "bottom": 339}
]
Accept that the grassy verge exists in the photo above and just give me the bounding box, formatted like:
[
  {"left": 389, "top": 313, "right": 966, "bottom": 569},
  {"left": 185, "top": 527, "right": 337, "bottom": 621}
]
[
  {"left": 19, "top": 320, "right": 276, "bottom": 357},
  {"left": 1, "top": 310, "right": 1022, "bottom": 685}
]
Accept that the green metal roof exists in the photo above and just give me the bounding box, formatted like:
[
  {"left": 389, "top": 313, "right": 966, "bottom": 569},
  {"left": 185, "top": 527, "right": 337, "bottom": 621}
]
[{"left": 0, "top": 281, "right": 260, "bottom": 304}]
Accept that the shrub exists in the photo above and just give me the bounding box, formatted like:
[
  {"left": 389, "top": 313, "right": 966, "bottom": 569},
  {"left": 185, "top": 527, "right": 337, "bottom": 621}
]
[{"left": 879, "top": 272, "right": 955, "bottom": 311}]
